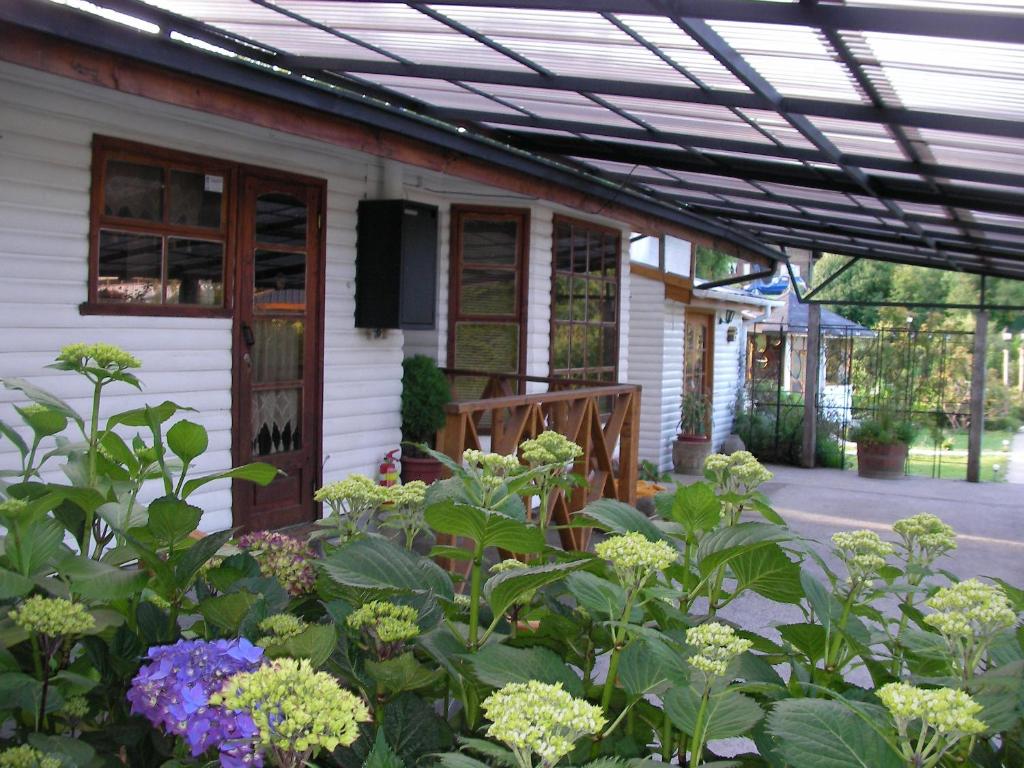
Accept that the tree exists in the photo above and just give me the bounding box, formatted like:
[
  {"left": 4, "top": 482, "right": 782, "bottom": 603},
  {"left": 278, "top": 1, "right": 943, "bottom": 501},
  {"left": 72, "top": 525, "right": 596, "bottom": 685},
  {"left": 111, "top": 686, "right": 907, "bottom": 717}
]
[{"left": 811, "top": 254, "right": 894, "bottom": 327}]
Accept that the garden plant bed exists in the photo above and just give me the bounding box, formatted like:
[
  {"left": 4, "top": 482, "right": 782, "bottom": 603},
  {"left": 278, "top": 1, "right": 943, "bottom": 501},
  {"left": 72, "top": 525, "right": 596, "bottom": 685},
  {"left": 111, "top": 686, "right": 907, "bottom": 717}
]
[{"left": 0, "top": 346, "right": 1021, "bottom": 768}]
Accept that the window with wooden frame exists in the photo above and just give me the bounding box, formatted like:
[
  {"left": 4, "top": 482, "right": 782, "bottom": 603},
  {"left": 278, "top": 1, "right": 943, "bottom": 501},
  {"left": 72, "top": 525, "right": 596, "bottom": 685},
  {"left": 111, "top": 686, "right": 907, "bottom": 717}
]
[
  {"left": 550, "top": 216, "right": 621, "bottom": 382},
  {"left": 448, "top": 206, "right": 529, "bottom": 399},
  {"left": 85, "top": 137, "right": 235, "bottom": 316}
]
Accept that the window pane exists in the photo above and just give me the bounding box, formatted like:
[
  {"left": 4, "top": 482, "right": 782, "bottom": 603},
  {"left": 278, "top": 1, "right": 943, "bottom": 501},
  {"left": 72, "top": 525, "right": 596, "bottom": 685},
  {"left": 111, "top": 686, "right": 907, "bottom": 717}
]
[
  {"left": 629, "top": 233, "right": 659, "bottom": 267},
  {"left": 554, "top": 222, "right": 572, "bottom": 271},
  {"left": 252, "top": 387, "right": 301, "bottom": 456},
  {"left": 104, "top": 160, "right": 163, "bottom": 222},
  {"left": 454, "top": 322, "right": 519, "bottom": 373},
  {"left": 572, "top": 229, "right": 588, "bottom": 272},
  {"left": 603, "top": 234, "right": 618, "bottom": 277},
  {"left": 553, "top": 275, "right": 571, "bottom": 321},
  {"left": 552, "top": 325, "right": 570, "bottom": 370},
  {"left": 588, "top": 230, "right": 603, "bottom": 274},
  {"left": 570, "top": 325, "right": 586, "bottom": 369},
  {"left": 166, "top": 238, "right": 223, "bottom": 306},
  {"left": 600, "top": 282, "right": 617, "bottom": 322},
  {"left": 665, "top": 236, "right": 692, "bottom": 277},
  {"left": 97, "top": 230, "right": 162, "bottom": 304},
  {"left": 255, "top": 193, "right": 306, "bottom": 246},
  {"left": 460, "top": 268, "right": 516, "bottom": 315},
  {"left": 252, "top": 318, "right": 304, "bottom": 383},
  {"left": 169, "top": 170, "right": 222, "bottom": 228},
  {"left": 462, "top": 219, "right": 518, "bottom": 265},
  {"left": 254, "top": 250, "right": 305, "bottom": 310}
]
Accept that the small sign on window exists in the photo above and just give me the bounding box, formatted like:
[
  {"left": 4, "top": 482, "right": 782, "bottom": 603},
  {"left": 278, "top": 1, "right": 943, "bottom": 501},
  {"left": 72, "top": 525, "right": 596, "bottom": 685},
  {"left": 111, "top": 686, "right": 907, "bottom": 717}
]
[{"left": 204, "top": 174, "right": 224, "bottom": 194}]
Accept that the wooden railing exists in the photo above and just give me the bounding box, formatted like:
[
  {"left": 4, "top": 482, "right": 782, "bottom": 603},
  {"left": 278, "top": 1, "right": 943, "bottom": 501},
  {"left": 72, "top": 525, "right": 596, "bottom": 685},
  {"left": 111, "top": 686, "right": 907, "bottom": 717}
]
[{"left": 438, "top": 370, "right": 641, "bottom": 552}]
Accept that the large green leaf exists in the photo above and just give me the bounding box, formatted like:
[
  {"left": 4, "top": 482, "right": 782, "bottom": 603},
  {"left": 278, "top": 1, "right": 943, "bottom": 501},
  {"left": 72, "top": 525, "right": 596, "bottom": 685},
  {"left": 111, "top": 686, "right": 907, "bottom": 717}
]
[
  {"left": 697, "top": 522, "right": 793, "bottom": 577},
  {"left": 198, "top": 591, "right": 261, "bottom": 634},
  {"left": 166, "top": 419, "right": 208, "bottom": 467},
  {"left": 263, "top": 623, "right": 337, "bottom": 668},
  {"left": 57, "top": 554, "right": 148, "bottom": 601},
  {"left": 483, "top": 560, "right": 585, "bottom": 618},
  {"left": 106, "top": 400, "right": 189, "bottom": 429},
  {"left": 318, "top": 535, "right": 454, "bottom": 600},
  {"left": 564, "top": 571, "right": 628, "bottom": 620},
  {"left": 665, "top": 686, "right": 763, "bottom": 740},
  {"left": 0, "top": 419, "right": 28, "bottom": 457},
  {"left": 778, "top": 623, "right": 828, "bottom": 664},
  {"left": 0, "top": 568, "right": 34, "bottom": 599},
  {"left": 16, "top": 404, "right": 68, "bottom": 440},
  {"left": 579, "top": 498, "right": 671, "bottom": 543},
  {"left": 654, "top": 482, "right": 721, "bottom": 536},
  {"left": 425, "top": 501, "right": 544, "bottom": 554},
  {"left": 618, "top": 637, "right": 687, "bottom": 698},
  {"left": 3, "top": 378, "right": 81, "bottom": 425},
  {"left": 766, "top": 698, "right": 902, "bottom": 768},
  {"left": 144, "top": 496, "right": 202, "bottom": 545},
  {"left": 465, "top": 644, "right": 584, "bottom": 696},
  {"left": 729, "top": 543, "right": 803, "bottom": 604},
  {"left": 6, "top": 516, "right": 64, "bottom": 576},
  {"left": 181, "top": 462, "right": 279, "bottom": 498},
  {"left": 174, "top": 529, "right": 234, "bottom": 585},
  {"left": 365, "top": 651, "right": 446, "bottom": 695},
  {"left": 365, "top": 729, "right": 405, "bottom": 768}
]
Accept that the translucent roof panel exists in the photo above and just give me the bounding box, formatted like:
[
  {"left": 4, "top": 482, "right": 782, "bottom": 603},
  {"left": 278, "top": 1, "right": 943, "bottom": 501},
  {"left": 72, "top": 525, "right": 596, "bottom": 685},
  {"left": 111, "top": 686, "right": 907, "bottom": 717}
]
[
  {"left": 847, "top": 32, "right": 1024, "bottom": 119},
  {"left": 355, "top": 75, "right": 519, "bottom": 111},
  {"left": 142, "top": 0, "right": 393, "bottom": 58},
  {"left": 35, "top": 0, "right": 1024, "bottom": 278},
  {"left": 429, "top": 7, "right": 687, "bottom": 82},
  {"left": 806, "top": 117, "right": 907, "bottom": 160},
  {"left": 613, "top": 15, "right": 752, "bottom": 91},
  {"left": 709, "top": 22, "right": 864, "bottom": 101},
  {"left": 277, "top": 1, "right": 532, "bottom": 69},
  {"left": 598, "top": 98, "right": 773, "bottom": 142}
]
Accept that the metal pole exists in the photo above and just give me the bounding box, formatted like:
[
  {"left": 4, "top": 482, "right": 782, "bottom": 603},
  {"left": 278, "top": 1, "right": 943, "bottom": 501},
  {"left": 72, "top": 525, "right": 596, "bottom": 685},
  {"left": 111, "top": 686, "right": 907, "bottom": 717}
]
[
  {"left": 967, "top": 310, "right": 988, "bottom": 483},
  {"left": 802, "top": 303, "right": 821, "bottom": 468},
  {"left": 1018, "top": 343, "right": 1023, "bottom": 393}
]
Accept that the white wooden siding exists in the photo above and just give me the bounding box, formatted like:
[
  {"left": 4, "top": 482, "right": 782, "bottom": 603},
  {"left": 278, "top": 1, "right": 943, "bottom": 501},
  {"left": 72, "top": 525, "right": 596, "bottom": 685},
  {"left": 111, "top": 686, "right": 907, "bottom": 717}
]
[
  {"left": 0, "top": 61, "right": 642, "bottom": 530},
  {"left": 710, "top": 313, "right": 745, "bottom": 450},
  {"left": 626, "top": 276, "right": 684, "bottom": 472}
]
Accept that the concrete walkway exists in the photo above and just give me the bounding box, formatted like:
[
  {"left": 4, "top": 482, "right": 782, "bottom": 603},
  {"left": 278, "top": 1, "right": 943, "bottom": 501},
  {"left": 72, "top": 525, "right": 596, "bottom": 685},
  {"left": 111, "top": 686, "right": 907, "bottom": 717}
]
[{"left": 1007, "top": 429, "right": 1024, "bottom": 484}]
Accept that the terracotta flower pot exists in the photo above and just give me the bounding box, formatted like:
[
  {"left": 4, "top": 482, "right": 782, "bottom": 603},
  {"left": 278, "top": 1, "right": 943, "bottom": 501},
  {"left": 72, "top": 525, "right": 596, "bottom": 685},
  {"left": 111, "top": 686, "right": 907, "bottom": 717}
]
[
  {"left": 856, "top": 441, "right": 908, "bottom": 479},
  {"left": 400, "top": 455, "right": 445, "bottom": 485},
  {"left": 672, "top": 435, "right": 712, "bottom": 475}
]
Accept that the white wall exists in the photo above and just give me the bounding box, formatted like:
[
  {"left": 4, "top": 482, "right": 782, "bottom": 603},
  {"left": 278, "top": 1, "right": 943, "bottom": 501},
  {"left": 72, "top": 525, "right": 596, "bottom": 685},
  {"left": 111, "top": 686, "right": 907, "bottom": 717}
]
[
  {"left": 710, "top": 311, "right": 745, "bottom": 450},
  {"left": 626, "top": 276, "right": 683, "bottom": 471},
  {"left": 0, "top": 61, "right": 638, "bottom": 530}
]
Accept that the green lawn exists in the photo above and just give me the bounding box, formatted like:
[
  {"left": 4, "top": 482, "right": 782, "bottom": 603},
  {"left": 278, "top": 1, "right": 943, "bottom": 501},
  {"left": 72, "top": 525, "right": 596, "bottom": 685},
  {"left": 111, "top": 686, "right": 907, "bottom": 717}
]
[{"left": 844, "top": 429, "right": 1015, "bottom": 482}]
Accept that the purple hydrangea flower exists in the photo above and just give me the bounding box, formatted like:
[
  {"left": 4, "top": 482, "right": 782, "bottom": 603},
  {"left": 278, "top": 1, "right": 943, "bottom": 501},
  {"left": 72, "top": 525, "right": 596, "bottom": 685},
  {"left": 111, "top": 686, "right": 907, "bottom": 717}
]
[{"left": 127, "top": 638, "right": 265, "bottom": 767}]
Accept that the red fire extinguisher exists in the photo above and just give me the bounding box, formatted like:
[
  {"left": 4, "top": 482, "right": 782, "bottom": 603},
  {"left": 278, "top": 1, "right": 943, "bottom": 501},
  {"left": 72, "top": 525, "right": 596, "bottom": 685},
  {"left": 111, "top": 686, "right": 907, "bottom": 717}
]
[{"left": 378, "top": 449, "right": 399, "bottom": 488}]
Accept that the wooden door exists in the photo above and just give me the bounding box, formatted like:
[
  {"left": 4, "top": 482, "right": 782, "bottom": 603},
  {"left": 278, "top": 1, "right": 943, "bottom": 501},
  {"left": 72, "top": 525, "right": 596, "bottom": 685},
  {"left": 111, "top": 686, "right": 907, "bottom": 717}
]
[{"left": 233, "top": 173, "right": 324, "bottom": 531}]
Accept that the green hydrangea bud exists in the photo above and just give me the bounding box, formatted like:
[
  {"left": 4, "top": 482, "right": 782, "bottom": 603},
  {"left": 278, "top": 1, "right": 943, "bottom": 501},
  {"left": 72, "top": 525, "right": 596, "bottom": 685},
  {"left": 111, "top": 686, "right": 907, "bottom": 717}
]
[
  {"left": 893, "top": 513, "right": 956, "bottom": 567},
  {"left": 57, "top": 342, "right": 140, "bottom": 370},
  {"left": 686, "top": 622, "right": 753, "bottom": 679},
  {"left": 924, "top": 579, "right": 1016, "bottom": 639},
  {"left": 463, "top": 449, "right": 522, "bottom": 477},
  {"left": 257, "top": 614, "right": 308, "bottom": 646},
  {"left": 519, "top": 431, "right": 583, "bottom": 466},
  {"left": 314, "top": 474, "right": 389, "bottom": 507},
  {"left": 211, "top": 658, "right": 370, "bottom": 758},
  {"left": 481, "top": 681, "right": 606, "bottom": 768},
  {"left": 61, "top": 695, "right": 90, "bottom": 720},
  {"left": 9, "top": 596, "right": 95, "bottom": 637},
  {"left": 595, "top": 532, "right": 677, "bottom": 591},
  {"left": 388, "top": 480, "right": 427, "bottom": 507},
  {"left": 831, "top": 529, "right": 894, "bottom": 585},
  {"left": 0, "top": 498, "right": 31, "bottom": 522},
  {"left": 0, "top": 746, "right": 62, "bottom": 768},
  {"left": 346, "top": 600, "right": 420, "bottom": 644},
  {"left": 879, "top": 682, "right": 985, "bottom": 765}
]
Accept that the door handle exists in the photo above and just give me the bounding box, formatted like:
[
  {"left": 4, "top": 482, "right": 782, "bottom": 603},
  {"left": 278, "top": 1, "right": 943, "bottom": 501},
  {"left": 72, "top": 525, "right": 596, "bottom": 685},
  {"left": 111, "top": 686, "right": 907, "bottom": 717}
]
[{"left": 242, "top": 323, "right": 255, "bottom": 346}]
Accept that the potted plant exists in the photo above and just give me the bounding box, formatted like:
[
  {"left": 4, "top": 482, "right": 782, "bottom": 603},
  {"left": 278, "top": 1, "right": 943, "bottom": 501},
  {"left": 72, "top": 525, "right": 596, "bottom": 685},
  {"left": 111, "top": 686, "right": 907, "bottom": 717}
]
[
  {"left": 850, "top": 410, "right": 918, "bottom": 479},
  {"left": 400, "top": 354, "right": 451, "bottom": 484},
  {"left": 672, "top": 389, "right": 712, "bottom": 474}
]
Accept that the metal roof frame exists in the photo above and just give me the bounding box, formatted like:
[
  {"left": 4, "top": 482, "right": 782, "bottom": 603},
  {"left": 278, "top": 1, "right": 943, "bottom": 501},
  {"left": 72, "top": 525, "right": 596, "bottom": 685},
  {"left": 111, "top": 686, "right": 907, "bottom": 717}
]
[{"left": 3, "top": 0, "right": 1024, "bottom": 279}]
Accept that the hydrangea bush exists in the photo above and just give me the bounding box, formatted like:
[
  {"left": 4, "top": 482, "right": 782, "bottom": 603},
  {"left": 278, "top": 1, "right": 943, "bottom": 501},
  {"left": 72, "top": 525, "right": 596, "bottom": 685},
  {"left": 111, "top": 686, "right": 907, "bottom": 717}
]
[{"left": 0, "top": 347, "right": 1021, "bottom": 768}]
